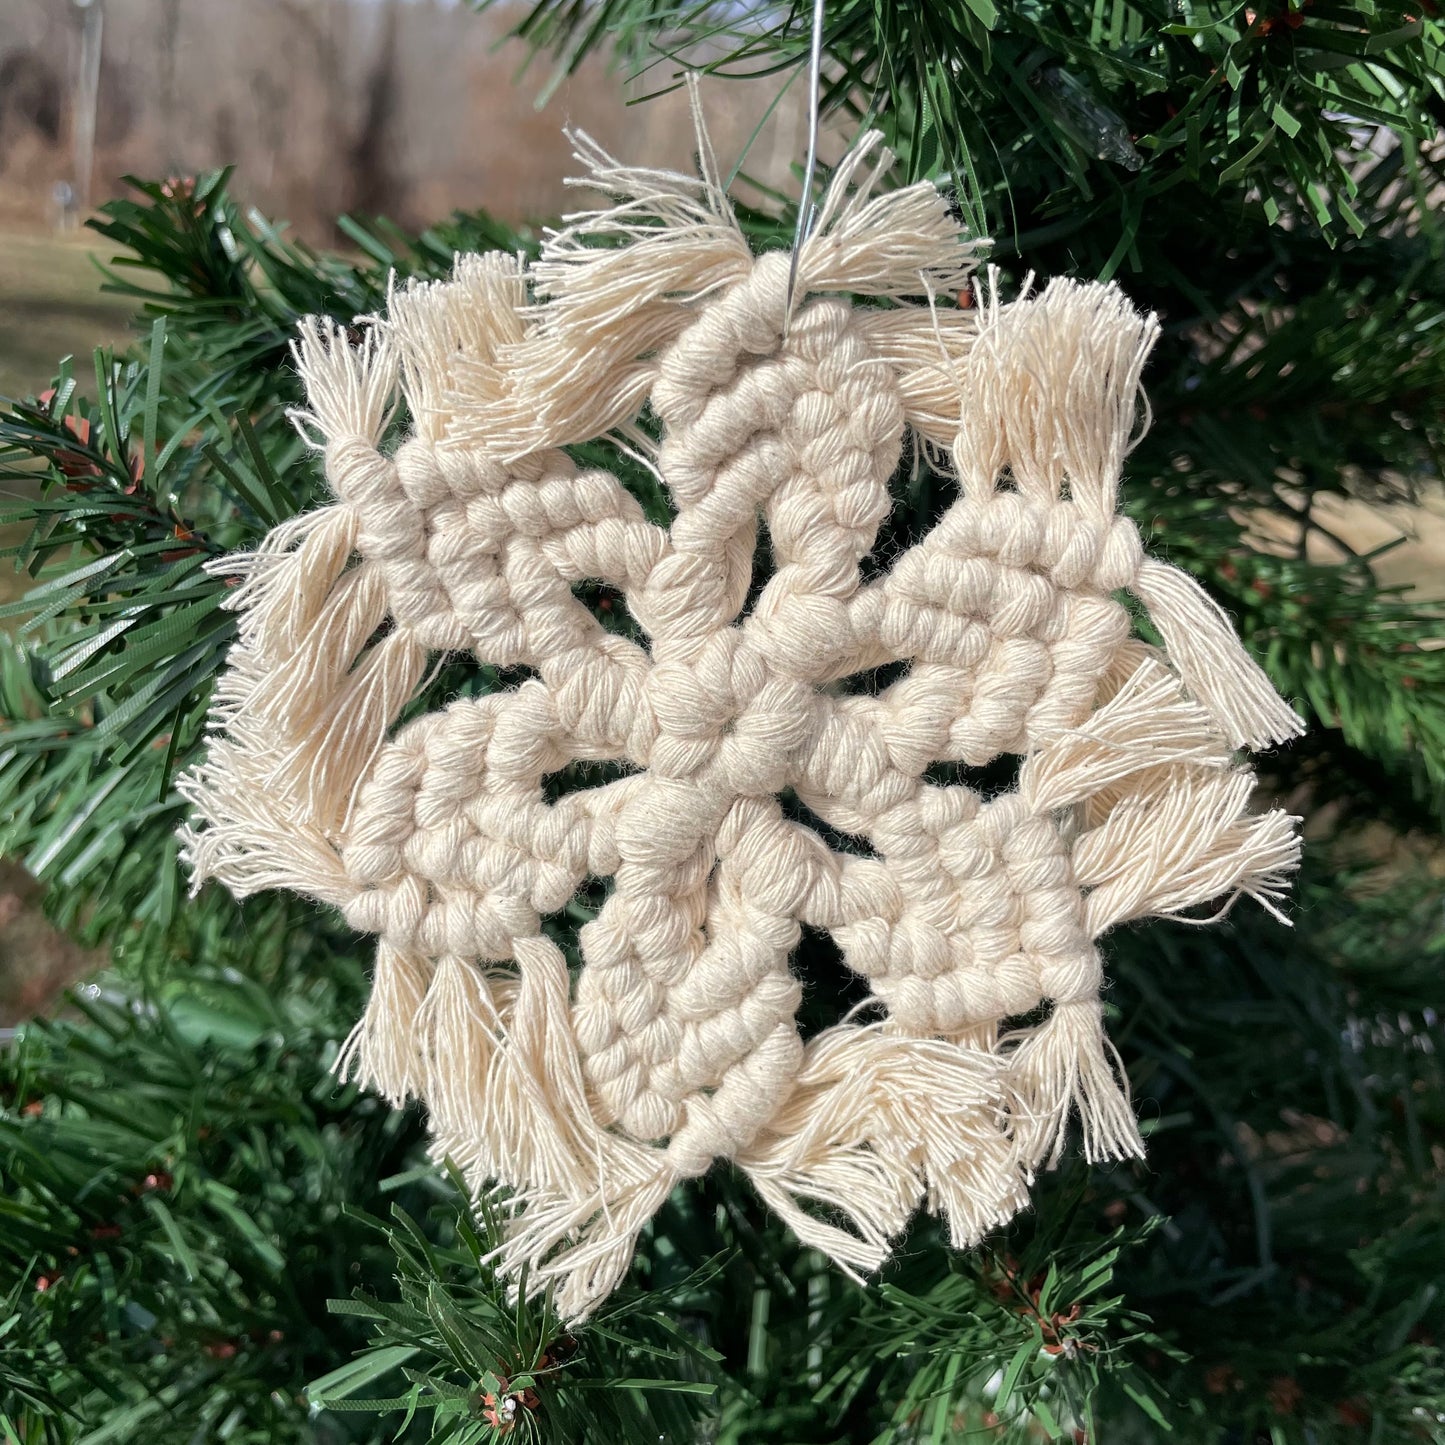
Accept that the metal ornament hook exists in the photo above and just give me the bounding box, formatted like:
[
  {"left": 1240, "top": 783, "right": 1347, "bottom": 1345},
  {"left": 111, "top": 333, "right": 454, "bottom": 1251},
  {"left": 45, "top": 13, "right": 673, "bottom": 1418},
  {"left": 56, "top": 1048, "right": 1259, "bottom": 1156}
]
[{"left": 782, "top": 0, "right": 827, "bottom": 337}]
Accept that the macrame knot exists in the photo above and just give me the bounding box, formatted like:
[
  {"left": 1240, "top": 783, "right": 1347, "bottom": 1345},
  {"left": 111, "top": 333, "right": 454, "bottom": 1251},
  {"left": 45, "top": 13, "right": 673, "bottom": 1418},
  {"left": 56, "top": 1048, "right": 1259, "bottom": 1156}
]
[{"left": 180, "top": 115, "right": 1303, "bottom": 1321}]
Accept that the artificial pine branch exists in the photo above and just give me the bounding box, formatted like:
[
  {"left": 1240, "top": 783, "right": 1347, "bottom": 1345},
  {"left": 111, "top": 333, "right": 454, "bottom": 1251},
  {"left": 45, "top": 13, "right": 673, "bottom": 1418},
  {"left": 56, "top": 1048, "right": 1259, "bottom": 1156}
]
[
  {"left": 0, "top": 17, "right": 1442, "bottom": 1429},
  {"left": 481, "top": 0, "right": 1445, "bottom": 246},
  {"left": 311, "top": 1190, "right": 723, "bottom": 1441},
  {"left": 1102, "top": 854, "right": 1445, "bottom": 1440},
  {"left": 0, "top": 960, "right": 422, "bottom": 1444}
]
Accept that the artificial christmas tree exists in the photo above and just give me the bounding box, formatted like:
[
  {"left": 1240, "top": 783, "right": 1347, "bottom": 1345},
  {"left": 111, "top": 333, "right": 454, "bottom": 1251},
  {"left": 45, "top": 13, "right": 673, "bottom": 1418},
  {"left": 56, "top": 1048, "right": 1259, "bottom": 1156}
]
[{"left": 2, "top": 2, "right": 1444, "bottom": 1440}]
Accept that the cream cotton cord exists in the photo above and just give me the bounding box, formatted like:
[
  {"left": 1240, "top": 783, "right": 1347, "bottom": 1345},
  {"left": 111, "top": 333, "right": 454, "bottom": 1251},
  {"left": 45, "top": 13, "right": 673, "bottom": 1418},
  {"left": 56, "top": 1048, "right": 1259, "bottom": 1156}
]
[{"left": 179, "top": 121, "right": 1303, "bottom": 1322}]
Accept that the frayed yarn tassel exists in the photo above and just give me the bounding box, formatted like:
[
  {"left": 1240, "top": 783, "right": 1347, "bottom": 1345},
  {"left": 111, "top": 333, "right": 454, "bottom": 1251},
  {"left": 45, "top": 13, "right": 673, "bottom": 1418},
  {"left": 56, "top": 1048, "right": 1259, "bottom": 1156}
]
[
  {"left": 414, "top": 937, "right": 671, "bottom": 1322},
  {"left": 285, "top": 626, "right": 430, "bottom": 830},
  {"left": 737, "top": 1026, "right": 924, "bottom": 1276},
  {"left": 859, "top": 1029, "right": 1025, "bottom": 1248},
  {"left": 483, "top": 938, "right": 660, "bottom": 1200},
  {"left": 1131, "top": 559, "right": 1304, "bottom": 751},
  {"left": 384, "top": 252, "right": 528, "bottom": 446},
  {"left": 494, "top": 1169, "right": 680, "bottom": 1321},
  {"left": 483, "top": 123, "right": 753, "bottom": 457},
  {"left": 288, "top": 317, "right": 398, "bottom": 453},
  {"left": 179, "top": 562, "right": 418, "bottom": 890},
  {"left": 737, "top": 1024, "right": 1024, "bottom": 1272},
  {"left": 742, "top": 1172, "right": 895, "bottom": 1277},
  {"left": 203, "top": 606, "right": 423, "bottom": 842},
  {"left": 482, "top": 947, "right": 677, "bottom": 1322},
  {"left": 1006, "top": 696, "right": 1300, "bottom": 1171},
  {"left": 175, "top": 743, "right": 356, "bottom": 905},
  {"left": 334, "top": 940, "right": 430, "bottom": 1104},
  {"left": 220, "top": 565, "right": 389, "bottom": 739},
  {"left": 539, "top": 96, "right": 746, "bottom": 323},
  {"left": 1074, "top": 768, "right": 1301, "bottom": 935},
  {"left": 796, "top": 132, "right": 982, "bottom": 302},
  {"left": 1021, "top": 658, "right": 1227, "bottom": 816},
  {"left": 178, "top": 517, "right": 373, "bottom": 899},
  {"left": 178, "top": 310, "right": 417, "bottom": 898},
  {"left": 204, "top": 508, "right": 364, "bottom": 734},
  {"left": 1006, "top": 998, "right": 1144, "bottom": 1173},
  {"left": 414, "top": 956, "right": 493, "bottom": 1128},
  {"left": 217, "top": 505, "right": 361, "bottom": 663},
  {"left": 465, "top": 109, "right": 985, "bottom": 458},
  {"left": 1015, "top": 278, "right": 1159, "bottom": 518},
  {"left": 958, "top": 273, "right": 1158, "bottom": 516}
]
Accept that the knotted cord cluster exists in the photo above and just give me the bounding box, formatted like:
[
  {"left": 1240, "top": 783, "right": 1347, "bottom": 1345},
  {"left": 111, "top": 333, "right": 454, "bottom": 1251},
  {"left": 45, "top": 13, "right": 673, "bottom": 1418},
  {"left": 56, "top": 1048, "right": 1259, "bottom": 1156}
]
[{"left": 180, "top": 124, "right": 1302, "bottom": 1319}]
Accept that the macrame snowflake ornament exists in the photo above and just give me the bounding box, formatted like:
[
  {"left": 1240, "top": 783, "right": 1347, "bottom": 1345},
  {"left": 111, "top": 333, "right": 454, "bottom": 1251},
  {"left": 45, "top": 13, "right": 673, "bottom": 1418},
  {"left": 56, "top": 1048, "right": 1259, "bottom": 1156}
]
[{"left": 181, "top": 127, "right": 1304, "bottom": 1319}]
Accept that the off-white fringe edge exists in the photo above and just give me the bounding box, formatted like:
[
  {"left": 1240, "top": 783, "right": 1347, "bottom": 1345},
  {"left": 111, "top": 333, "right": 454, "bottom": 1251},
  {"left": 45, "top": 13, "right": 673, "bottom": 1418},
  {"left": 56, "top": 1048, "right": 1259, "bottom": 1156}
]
[{"left": 177, "top": 105, "right": 1303, "bottom": 1321}]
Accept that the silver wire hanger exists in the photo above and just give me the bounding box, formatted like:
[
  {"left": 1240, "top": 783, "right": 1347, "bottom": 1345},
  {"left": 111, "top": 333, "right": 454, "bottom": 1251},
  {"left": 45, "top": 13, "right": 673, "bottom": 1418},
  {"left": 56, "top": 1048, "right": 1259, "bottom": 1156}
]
[{"left": 783, "top": 0, "right": 827, "bottom": 334}]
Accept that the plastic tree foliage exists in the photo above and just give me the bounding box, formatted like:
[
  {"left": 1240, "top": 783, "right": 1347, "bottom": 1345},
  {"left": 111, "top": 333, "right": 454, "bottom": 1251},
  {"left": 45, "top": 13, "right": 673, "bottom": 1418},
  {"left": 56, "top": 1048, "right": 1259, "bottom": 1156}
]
[{"left": 2, "top": 1, "right": 1445, "bottom": 1439}]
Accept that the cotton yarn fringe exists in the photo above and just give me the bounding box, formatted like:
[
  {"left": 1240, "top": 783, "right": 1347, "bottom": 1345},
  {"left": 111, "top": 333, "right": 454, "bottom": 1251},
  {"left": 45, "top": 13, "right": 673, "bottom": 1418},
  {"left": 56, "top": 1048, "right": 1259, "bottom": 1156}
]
[{"left": 179, "top": 114, "right": 1304, "bottom": 1321}]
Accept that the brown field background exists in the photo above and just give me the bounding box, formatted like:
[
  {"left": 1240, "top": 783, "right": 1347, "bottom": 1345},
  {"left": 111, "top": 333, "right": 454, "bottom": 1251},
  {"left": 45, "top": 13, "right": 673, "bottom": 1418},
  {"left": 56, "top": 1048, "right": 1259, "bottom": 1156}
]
[
  {"left": 0, "top": 0, "right": 806, "bottom": 237},
  {"left": 0, "top": 0, "right": 1439, "bottom": 1019}
]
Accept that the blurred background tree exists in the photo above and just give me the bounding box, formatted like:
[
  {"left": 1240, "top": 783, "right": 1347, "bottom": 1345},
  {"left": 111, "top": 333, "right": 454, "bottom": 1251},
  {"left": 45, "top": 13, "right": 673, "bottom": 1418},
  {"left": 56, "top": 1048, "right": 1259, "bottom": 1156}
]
[{"left": 1, "top": 1, "right": 1443, "bottom": 1441}]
